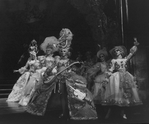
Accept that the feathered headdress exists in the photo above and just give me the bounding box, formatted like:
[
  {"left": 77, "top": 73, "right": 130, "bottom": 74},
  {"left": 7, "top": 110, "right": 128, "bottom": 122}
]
[
  {"left": 40, "top": 36, "right": 59, "bottom": 53},
  {"left": 58, "top": 28, "right": 73, "bottom": 50}
]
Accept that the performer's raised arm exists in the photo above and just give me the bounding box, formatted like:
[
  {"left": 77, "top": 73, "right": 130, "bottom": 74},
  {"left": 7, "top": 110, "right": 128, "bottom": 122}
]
[{"left": 126, "top": 38, "right": 139, "bottom": 61}]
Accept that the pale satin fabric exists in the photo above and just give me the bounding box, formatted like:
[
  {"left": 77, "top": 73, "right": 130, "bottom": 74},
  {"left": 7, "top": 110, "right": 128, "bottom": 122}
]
[
  {"left": 6, "top": 72, "right": 30, "bottom": 102},
  {"left": 19, "top": 56, "right": 55, "bottom": 106},
  {"left": 6, "top": 59, "right": 37, "bottom": 102}
]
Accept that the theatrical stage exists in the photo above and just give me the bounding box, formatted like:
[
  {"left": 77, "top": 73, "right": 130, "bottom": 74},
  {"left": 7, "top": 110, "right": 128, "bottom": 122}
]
[{"left": 0, "top": 97, "right": 149, "bottom": 124}]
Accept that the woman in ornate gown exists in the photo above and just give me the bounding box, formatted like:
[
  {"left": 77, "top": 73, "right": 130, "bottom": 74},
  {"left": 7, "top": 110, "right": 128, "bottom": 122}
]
[
  {"left": 25, "top": 28, "right": 74, "bottom": 116},
  {"left": 90, "top": 47, "right": 109, "bottom": 104},
  {"left": 26, "top": 28, "right": 98, "bottom": 120},
  {"left": 6, "top": 40, "right": 40, "bottom": 102},
  {"left": 102, "top": 38, "right": 143, "bottom": 119},
  {"left": 103, "top": 39, "right": 142, "bottom": 106},
  {"left": 18, "top": 36, "right": 59, "bottom": 106}
]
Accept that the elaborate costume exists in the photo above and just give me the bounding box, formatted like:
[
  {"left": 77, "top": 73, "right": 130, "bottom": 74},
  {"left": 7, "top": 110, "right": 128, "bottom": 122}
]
[
  {"left": 18, "top": 37, "right": 59, "bottom": 106},
  {"left": 26, "top": 28, "right": 98, "bottom": 120},
  {"left": 7, "top": 40, "right": 40, "bottom": 102},
  {"left": 90, "top": 47, "right": 110, "bottom": 104},
  {"left": 66, "top": 72, "right": 98, "bottom": 120},
  {"left": 57, "top": 28, "right": 97, "bottom": 120},
  {"left": 102, "top": 39, "right": 142, "bottom": 106},
  {"left": 25, "top": 29, "right": 73, "bottom": 115}
]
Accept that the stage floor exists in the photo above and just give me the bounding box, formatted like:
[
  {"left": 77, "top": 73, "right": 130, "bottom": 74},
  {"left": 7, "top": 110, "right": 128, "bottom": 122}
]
[{"left": 0, "top": 98, "right": 149, "bottom": 124}]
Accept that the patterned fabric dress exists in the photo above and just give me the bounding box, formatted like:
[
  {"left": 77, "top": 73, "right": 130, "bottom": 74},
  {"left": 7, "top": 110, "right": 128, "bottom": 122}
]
[
  {"left": 18, "top": 55, "right": 55, "bottom": 106},
  {"left": 25, "top": 58, "right": 62, "bottom": 115},
  {"left": 7, "top": 59, "right": 38, "bottom": 102},
  {"left": 102, "top": 56, "right": 142, "bottom": 106},
  {"left": 25, "top": 77, "right": 57, "bottom": 115},
  {"left": 66, "top": 73, "right": 98, "bottom": 120},
  {"left": 25, "top": 58, "right": 70, "bottom": 115},
  {"left": 26, "top": 59, "right": 98, "bottom": 120}
]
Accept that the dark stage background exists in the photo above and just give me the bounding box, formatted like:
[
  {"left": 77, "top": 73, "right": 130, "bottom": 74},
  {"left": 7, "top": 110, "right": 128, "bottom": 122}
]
[{"left": 0, "top": 0, "right": 149, "bottom": 94}]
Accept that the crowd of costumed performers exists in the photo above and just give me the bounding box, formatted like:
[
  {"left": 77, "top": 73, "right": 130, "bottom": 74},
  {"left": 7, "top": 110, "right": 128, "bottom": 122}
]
[{"left": 7, "top": 28, "right": 143, "bottom": 120}]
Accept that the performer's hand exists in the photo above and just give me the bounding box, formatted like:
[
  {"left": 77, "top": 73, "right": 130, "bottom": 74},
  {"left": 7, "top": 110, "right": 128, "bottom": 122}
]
[
  {"left": 18, "top": 67, "right": 26, "bottom": 74},
  {"left": 52, "top": 67, "right": 57, "bottom": 74},
  {"left": 133, "top": 37, "right": 139, "bottom": 46},
  {"left": 106, "top": 72, "right": 112, "bottom": 77},
  {"left": 134, "top": 37, "right": 137, "bottom": 42}
]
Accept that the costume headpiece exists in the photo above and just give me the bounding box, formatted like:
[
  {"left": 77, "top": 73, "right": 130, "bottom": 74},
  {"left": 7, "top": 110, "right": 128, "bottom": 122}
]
[
  {"left": 58, "top": 28, "right": 73, "bottom": 50},
  {"left": 40, "top": 36, "right": 59, "bottom": 53},
  {"left": 109, "top": 45, "right": 127, "bottom": 58},
  {"left": 28, "top": 39, "right": 38, "bottom": 55},
  {"left": 97, "top": 45, "right": 108, "bottom": 58},
  {"left": 59, "top": 28, "right": 73, "bottom": 41}
]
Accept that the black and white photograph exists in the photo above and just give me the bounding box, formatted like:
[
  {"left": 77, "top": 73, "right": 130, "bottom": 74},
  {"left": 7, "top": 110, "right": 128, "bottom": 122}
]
[{"left": 0, "top": 0, "right": 149, "bottom": 124}]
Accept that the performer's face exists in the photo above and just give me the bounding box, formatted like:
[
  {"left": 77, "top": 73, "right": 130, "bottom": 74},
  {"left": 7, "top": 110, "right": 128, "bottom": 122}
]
[
  {"left": 99, "top": 54, "right": 105, "bottom": 62},
  {"left": 61, "top": 49, "right": 68, "bottom": 57},
  {"left": 115, "top": 49, "right": 121, "bottom": 57},
  {"left": 46, "top": 47, "right": 53, "bottom": 55}
]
